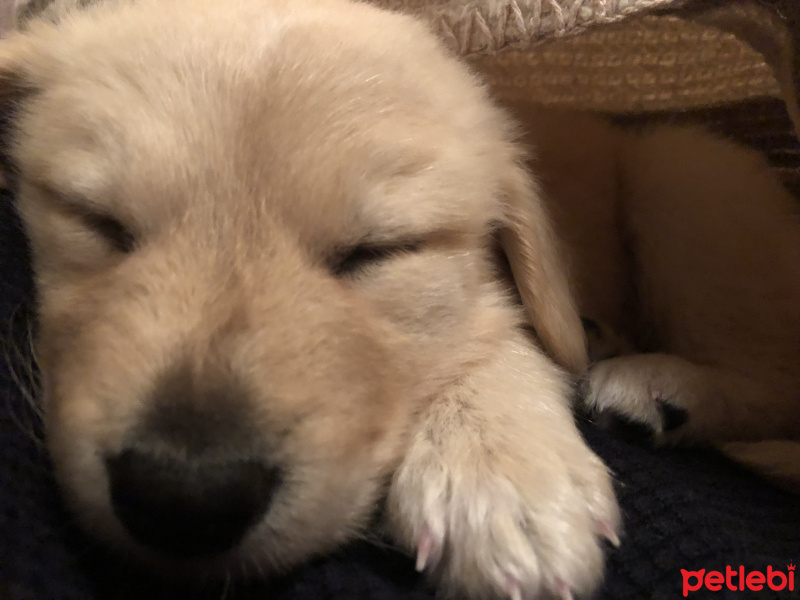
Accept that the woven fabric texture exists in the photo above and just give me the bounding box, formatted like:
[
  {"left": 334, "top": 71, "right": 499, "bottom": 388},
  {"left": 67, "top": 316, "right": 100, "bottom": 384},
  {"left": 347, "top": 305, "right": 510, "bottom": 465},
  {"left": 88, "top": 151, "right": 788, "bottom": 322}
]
[
  {"left": 469, "top": 16, "right": 780, "bottom": 111},
  {"left": 375, "top": 0, "right": 681, "bottom": 55}
]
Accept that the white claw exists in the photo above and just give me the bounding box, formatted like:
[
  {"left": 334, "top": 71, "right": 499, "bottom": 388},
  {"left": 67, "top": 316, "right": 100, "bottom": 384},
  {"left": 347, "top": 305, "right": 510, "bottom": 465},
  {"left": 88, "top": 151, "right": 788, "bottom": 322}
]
[
  {"left": 415, "top": 524, "right": 434, "bottom": 572},
  {"left": 555, "top": 578, "right": 573, "bottom": 600},
  {"left": 597, "top": 520, "right": 620, "bottom": 548},
  {"left": 504, "top": 573, "right": 522, "bottom": 600}
]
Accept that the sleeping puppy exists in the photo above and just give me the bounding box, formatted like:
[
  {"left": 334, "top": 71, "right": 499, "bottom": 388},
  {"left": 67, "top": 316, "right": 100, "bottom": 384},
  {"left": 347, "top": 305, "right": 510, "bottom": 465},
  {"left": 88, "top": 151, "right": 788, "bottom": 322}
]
[
  {"left": 0, "top": 1, "right": 619, "bottom": 599},
  {"left": 2, "top": 0, "right": 798, "bottom": 599}
]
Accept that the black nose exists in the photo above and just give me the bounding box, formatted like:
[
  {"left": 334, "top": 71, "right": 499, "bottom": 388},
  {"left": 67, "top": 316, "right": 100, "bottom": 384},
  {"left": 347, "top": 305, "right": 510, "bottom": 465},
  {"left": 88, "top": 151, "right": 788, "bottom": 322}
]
[{"left": 106, "top": 448, "right": 281, "bottom": 558}]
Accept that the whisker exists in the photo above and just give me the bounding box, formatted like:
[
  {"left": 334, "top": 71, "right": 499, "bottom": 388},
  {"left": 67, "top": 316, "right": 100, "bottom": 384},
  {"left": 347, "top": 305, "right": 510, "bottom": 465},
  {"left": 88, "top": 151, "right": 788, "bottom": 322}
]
[
  {"left": 1, "top": 301, "right": 46, "bottom": 452},
  {"left": 219, "top": 571, "right": 231, "bottom": 600}
]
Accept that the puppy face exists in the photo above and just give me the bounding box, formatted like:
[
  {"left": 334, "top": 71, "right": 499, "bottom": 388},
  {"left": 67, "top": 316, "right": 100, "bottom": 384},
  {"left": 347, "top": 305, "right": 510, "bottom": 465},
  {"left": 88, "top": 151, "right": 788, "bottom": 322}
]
[{"left": 1, "top": 0, "right": 585, "bottom": 576}]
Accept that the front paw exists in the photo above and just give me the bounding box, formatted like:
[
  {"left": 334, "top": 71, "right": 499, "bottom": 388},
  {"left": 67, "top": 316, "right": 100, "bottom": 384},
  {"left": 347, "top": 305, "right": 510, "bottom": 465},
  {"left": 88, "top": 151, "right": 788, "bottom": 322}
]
[{"left": 386, "top": 401, "right": 620, "bottom": 599}]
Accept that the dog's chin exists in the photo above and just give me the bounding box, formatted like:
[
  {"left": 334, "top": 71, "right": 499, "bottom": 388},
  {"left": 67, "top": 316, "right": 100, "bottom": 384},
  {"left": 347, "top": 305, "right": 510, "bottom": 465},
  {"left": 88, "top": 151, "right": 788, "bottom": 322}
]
[
  {"left": 117, "top": 543, "right": 251, "bottom": 581},
  {"left": 124, "top": 537, "right": 293, "bottom": 583}
]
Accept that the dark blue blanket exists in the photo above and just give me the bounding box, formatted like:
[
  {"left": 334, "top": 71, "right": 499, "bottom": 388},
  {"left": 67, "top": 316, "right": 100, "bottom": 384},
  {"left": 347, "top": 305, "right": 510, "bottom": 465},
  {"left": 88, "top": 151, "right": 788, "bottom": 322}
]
[{"left": 1, "top": 189, "right": 797, "bottom": 600}]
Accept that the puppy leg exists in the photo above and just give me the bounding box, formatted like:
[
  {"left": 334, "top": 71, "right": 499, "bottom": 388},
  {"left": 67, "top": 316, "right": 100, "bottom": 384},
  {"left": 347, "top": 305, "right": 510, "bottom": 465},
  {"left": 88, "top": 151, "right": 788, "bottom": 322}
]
[
  {"left": 582, "top": 126, "right": 800, "bottom": 446},
  {"left": 584, "top": 353, "right": 800, "bottom": 443},
  {"left": 386, "top": 334, "right": 620, "bottom": 600}
]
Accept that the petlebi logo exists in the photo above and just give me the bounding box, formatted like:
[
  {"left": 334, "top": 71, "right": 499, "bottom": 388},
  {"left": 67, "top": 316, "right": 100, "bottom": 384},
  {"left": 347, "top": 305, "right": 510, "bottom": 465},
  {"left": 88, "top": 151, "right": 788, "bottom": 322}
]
[{"left": 681, "top": 563, "right": 795, "bottom": 596}]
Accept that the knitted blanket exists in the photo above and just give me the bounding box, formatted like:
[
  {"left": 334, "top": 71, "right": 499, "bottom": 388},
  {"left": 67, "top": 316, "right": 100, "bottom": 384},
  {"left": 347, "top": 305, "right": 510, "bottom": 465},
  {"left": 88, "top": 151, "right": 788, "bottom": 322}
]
[{"left": 2, "top": 1, "right": 800, "bottom": 599}]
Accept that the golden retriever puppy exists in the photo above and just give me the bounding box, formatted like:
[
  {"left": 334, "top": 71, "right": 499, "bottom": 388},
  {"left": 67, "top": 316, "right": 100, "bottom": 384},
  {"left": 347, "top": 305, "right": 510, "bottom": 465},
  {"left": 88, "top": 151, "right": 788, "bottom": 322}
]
[
  {"left": 0, "top": 1, "right": 620, "bottom": 599},
  {"left": 505, "top": 102, "right": 800, "bottom": 490}
]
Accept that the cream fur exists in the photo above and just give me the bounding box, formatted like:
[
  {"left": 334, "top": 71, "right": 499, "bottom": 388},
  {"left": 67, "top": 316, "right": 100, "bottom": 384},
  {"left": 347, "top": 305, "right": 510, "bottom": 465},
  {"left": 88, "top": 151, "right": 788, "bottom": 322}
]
[
  {"left": 3, "top": 0, "right": 797, "bottom": 598},
  {"left": 1, "top": 1, "right": 613, "bottom": 599}
]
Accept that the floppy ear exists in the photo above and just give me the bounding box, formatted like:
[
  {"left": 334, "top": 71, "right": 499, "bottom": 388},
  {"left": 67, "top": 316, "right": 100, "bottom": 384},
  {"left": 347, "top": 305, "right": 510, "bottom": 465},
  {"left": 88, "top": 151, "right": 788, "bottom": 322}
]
[{"left": 497, "top": 162, "right": 588, "bottom": 375}]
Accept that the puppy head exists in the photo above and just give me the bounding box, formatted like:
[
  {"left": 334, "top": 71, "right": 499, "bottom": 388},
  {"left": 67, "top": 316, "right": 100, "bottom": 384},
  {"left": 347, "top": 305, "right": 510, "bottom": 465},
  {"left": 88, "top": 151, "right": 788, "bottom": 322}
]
[{"left": 0, "top": 0, "right": 585, "bottom": 576}]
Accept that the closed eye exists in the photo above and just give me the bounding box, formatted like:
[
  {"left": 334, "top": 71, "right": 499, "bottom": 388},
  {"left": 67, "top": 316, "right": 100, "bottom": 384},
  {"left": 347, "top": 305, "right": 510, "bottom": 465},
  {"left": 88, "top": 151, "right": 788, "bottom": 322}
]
[
  {"left": 331, "top": 241, "right": 422, "bottom": 277},
  {"left": 77, "top": 211, "right": 136, "bottom": 254}
]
